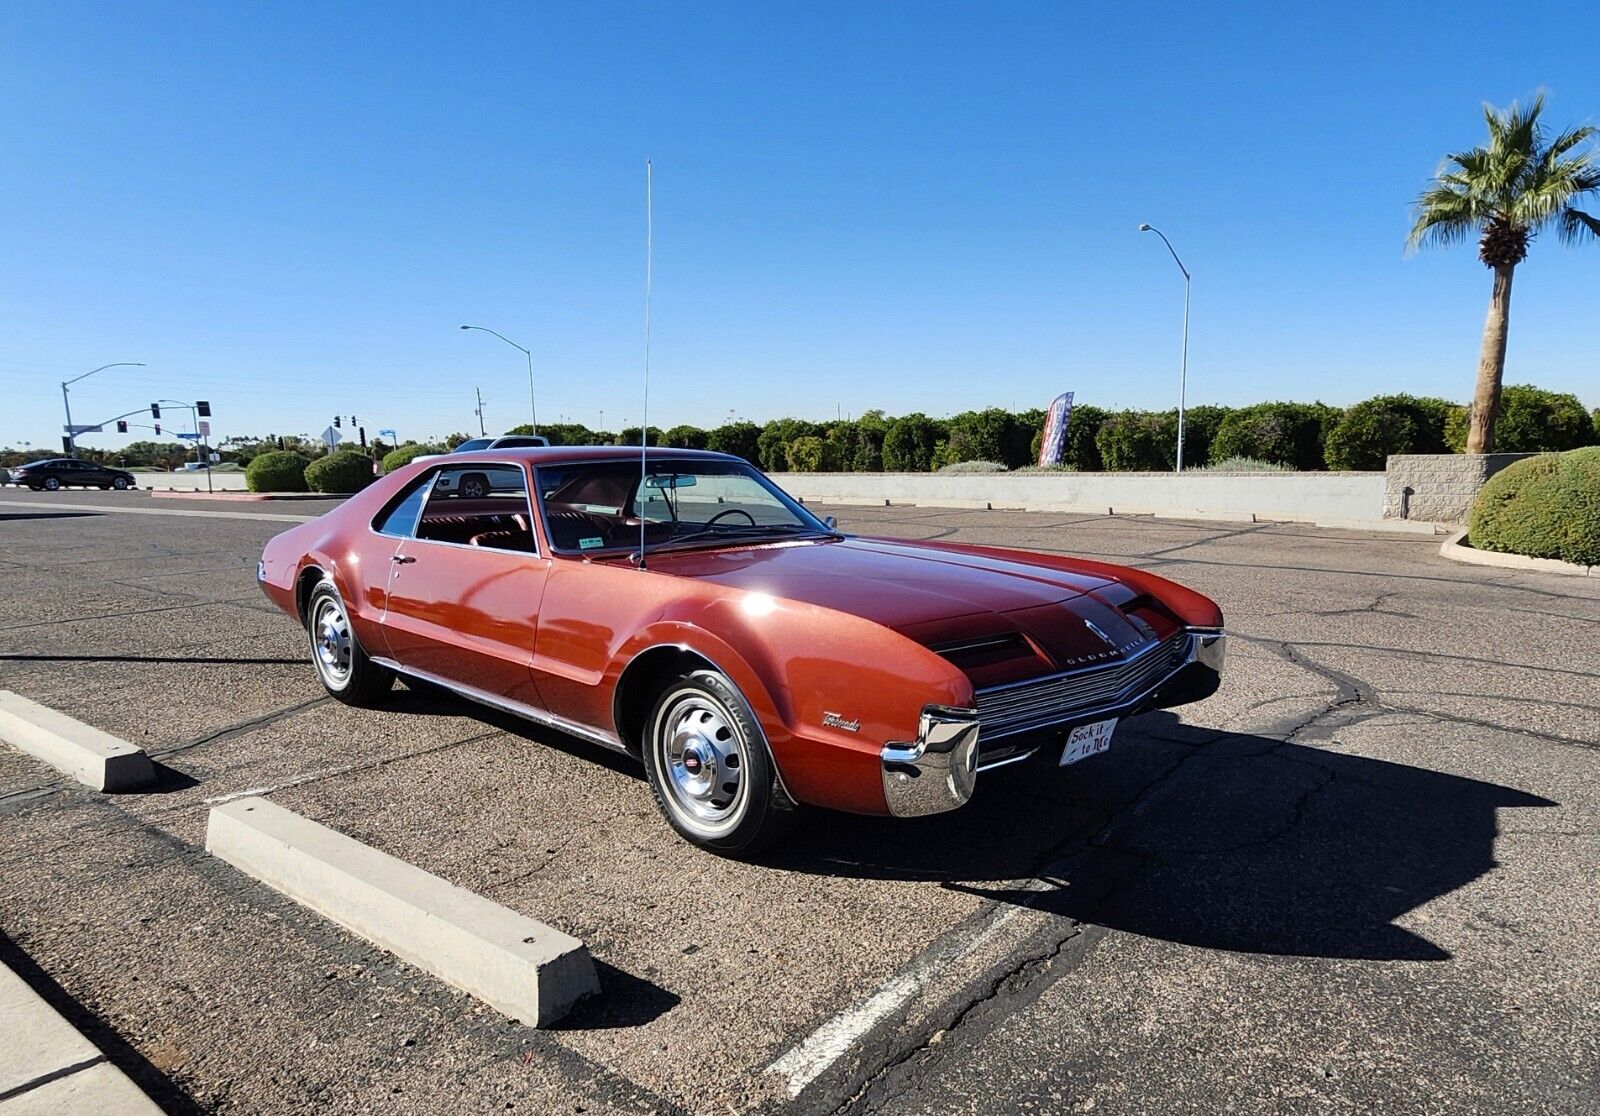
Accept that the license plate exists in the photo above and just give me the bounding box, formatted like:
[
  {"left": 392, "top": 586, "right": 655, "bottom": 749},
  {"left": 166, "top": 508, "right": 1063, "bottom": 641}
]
[{"left": 1060, "top": 718, "right": 1117, "bottom": 766}]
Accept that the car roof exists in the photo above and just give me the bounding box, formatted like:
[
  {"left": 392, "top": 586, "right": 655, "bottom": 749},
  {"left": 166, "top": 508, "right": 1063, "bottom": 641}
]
[{"left": 439, "top": 445, "right": 741, "bottom": 466}]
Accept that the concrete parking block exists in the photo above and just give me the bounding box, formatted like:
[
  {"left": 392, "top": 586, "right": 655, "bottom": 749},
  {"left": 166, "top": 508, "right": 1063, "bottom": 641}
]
[
  {"left": 0, "top": 691, "right": 156, "bottom": 791},
  {"left": 0, "top": 962, "right": 161, "bottom": 1114},
  {"left": 205, "top": 797, "right": 600, "bottom": 1027}
]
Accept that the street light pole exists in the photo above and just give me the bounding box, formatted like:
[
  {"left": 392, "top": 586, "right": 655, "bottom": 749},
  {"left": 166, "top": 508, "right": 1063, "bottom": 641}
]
[
  {"left": 61, "top": 362, "right": 145, "bottom": 455},
  {"left": 1138, "top": 224, "right": 1191, "bottom": 473},
  {"left": 459, "top": 325, "right": 536, "bottom": 435}
]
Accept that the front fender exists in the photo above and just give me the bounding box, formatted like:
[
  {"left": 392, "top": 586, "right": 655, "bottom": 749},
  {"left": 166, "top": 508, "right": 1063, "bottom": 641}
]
[{"left": 610, "top": 595, "right": 972, "bottom": 815}]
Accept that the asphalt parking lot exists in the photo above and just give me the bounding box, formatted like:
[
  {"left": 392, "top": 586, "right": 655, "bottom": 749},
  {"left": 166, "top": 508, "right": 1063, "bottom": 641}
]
[{"left": 1, "top": 488, "right": 1596, "bottom": 1115}]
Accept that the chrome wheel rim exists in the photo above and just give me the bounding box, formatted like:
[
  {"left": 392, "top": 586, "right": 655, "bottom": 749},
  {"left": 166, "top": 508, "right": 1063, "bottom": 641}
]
[
  {"left": 43, "top": 478, "right": 59, "bottom": 490},
  {"left": 655, "top": 692, "right": 748, "bottom": 836},
  {"left": 310, "top": 595, "right": 353, "bottom": 688}
]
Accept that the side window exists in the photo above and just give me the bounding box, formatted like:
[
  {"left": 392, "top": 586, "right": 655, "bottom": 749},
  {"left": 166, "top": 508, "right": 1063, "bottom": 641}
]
[
  {"left": 414, "top": 465, "right": 536, "bottom": 553},
  {"left": 374, "top": 476, "right": 432, "bottom": 538}
]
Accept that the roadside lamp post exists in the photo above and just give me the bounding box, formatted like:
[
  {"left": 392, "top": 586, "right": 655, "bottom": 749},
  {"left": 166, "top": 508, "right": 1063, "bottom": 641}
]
[
  {"left": 1138, "top": 224, "right": 1191, "bottom": 474},
  {"left": 61, "top": 362, "right": 144, "bottom": 456},
  {"left": 459, "top": 325, "right": 537, "bottom": 435}
]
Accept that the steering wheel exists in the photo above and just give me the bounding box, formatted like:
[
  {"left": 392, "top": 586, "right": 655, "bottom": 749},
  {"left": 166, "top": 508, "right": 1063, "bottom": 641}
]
[{"left": 701, "top": 508, "right": 758, "bottom": 529}]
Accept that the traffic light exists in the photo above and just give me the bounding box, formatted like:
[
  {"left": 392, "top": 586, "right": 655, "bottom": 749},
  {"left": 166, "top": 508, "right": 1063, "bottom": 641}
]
[
  {"left": 150, "top": 403, "right": 161, "bottom": 419},
  {"left": 117, "top": 420, "right": 128, "bottom": 434},
  {"left": 359, "top": 426, "right": 367, "bottom": 448},
  {"left": 154, "top": 423, "right": 161, "bottom": 435},
  {"left": 196, "top": 400, "right": 211, "bottom": 417},
  {"left": 334, "top": 415, "right": 341, "bottom": 428},
  {"left": 351, "top": 415, "right": 358, "bottom": 428}
]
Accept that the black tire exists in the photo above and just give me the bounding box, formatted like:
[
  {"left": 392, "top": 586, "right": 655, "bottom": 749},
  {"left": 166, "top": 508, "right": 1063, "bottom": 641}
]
[
  {"left": 99, "top": 484, "right": 111, "bottom": 490},
  {"left": 641, "top": 670, "right": 799, "bottom": 856},
  {"left": 27, "top": 483, "right": 42, "bottom": 491},
  {"left": 305, "top": 580, "right": 393, "bottom": 705},
  {"left": 112, "top": 476, "right": 130, "bottom": 490},
  {"left": 42, "top": 477, "right": 60, "bottom": 491}
]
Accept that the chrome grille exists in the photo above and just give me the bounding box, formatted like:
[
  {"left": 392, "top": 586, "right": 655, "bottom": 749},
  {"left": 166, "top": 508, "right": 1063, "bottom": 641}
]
[{"left": 974, "top": 632, "right": 1191, "bottom": 740}]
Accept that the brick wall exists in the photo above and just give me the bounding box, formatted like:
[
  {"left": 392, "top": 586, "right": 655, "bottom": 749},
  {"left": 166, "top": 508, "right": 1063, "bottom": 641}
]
[{"left": 1383, "top": 453, "right": 1532, "bottom": 523}]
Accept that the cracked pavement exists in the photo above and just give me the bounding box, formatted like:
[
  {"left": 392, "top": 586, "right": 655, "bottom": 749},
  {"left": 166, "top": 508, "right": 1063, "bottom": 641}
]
[{"left": 1, "top": 490, "right": 1597, "bottom": 1114}]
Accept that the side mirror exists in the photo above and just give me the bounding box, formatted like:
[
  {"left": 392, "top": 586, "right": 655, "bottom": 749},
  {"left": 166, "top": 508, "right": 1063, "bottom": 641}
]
[{"left": 823, "top": 515, "right": 838, "bottom": 530}]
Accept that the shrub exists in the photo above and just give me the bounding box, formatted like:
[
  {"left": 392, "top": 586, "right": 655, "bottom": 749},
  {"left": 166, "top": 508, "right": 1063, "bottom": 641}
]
[
  {"left": 1324, "top": 394, "right": 1454, "bottom": 470},
  {"left": 785, "top": 436, "right": 837, "bottom": 472},
  {"left": 1180, "top": 404, "right": 1233, "bottom": 469},
  {"left": 757, "top": 418, "right": 824, "bottom": 472},
  {"left": 662, "top": 424, "right": 709, "bottom": 449},
  {"left": 882, "top": 413, "right": 945, "bottom": 472},
  {"left": 304, "top": 450, "right": 375, "bottom": 494},
  {"left": 1446, "top": 385, "right": 1599, "bottom": 453},
  {"left": 509, "top": 422, "right": 599, "bottom": 446},
  {"left": 1468, "top": 447, "right": 1600, "bottom": 566},
  {"left": 1211, "top": 402, "right": 1337, "bottom": 470},
  {"left": 245, "top": 450, "right": 310, "bottom": 493},
  {"left": 382, "top": 444, "right": 440, "bottom": 472},
  {"left": 1193, "top": 456, "right": 1293, "bottom": 473},
  {"left": 706, "top": 421, "right": 762, "bottom": 464},
  {"left": 936, "top": 459, "right": 1007, "bottom": 473},
  {"left": 940, "top": 408, "right": 1033, "bottom": 469},
  {"left": 1096, "top": 411, "right": 1176, "bottom": 471}
]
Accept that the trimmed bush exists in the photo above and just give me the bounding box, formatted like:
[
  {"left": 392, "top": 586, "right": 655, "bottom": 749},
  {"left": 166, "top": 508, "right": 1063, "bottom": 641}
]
[
  {"left": 882, "top": 413, "right": 945, "bottom": 472},
  {"left": 1446, "top": 385, "right": 1598, "bottom": 453},
  {"left": 382, "top": 444, "right": 441, "bottom": 472},
  {"left": 662, "top": 424, "right": 709, "bottom": 449},
  {"left": 304, "top": 450, "right": 375, "bottom": 494},
  {"left": 785, "top": 436, "right": 837, "bottom": 472},
  {"left": 757, "top": 418, "right": 824, "bottom": 472},
  {"left": 1211, "top": 402, "right": 1337, "bottom": 470},
  {"left": 706, "top": 421, "right": 762, "bottom": 464},
  {"left": 1096, "top": 411, "right": 1176, "bottom": 471},
  {"left": 937, "top": 459, "right": 1007, "bottom": 473},
  {"left": 938, "top": 408, "right": 1033, "bottom": 469},
  {"left": 1324, "top": 394, "right": 1453, "bottom": 470},
  {"left": 245, "top": 450, "right": 310, "bottom": 493},
  {"left": 1468, "top": 446, "right": 1600, "bottom": 566},
  {"left": 1193, "top": 456, "right": 1292, "bottom": 473}
]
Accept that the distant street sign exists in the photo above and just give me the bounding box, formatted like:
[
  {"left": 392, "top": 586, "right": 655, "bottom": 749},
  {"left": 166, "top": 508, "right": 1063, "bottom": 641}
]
[
  {"left": 176, "top": 432, "right": 203, "bottom": 441},
  {"left": 64, "top": 423, "right": 103, "bottom": 435},
  {"left": 198, "top": 420, "right": 212, "bottom": 437},
  {"left": 378, "top": 428, "right": 397, "bottom": 440},
  {"left": 321, "top": 426, "right": 343, "bottom": 449}
]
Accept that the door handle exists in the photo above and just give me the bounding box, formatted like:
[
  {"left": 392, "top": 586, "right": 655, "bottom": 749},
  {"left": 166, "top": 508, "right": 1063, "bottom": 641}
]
[{"left": 391, "top": 555, "right": 416, "bottom": 564}]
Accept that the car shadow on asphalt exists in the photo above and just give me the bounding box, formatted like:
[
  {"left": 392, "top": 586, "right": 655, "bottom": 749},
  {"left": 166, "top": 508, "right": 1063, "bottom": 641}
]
[{"left": 769, "top": 712, "right": 1556, "bottom": 963}]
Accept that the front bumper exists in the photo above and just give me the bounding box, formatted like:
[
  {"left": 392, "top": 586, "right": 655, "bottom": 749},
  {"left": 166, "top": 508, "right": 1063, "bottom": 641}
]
[{"left": 880, "top": 706, "right": 980, "bottom": 817}]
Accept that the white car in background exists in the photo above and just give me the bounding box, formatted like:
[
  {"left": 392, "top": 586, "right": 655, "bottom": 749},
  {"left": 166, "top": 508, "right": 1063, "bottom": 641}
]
[{"left": 411, "top": 434, "right": 552, "bottom": 495}]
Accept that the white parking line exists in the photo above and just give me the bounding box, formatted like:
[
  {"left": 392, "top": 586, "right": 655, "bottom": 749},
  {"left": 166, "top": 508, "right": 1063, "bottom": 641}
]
[{"left": 766, "top": 903, "right": 1025, "bottom": 1096}]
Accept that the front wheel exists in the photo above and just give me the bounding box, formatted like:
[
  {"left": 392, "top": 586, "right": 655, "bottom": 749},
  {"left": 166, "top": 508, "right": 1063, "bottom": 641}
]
[
  {"left": 305, "top": 580, "right": 393, "bottom": 705},
  {"left": 641, "top": 670, "right": 799, "bottom": 856},
  {"left": 112, "top": 476, "right": 130, "bottom": 490}
]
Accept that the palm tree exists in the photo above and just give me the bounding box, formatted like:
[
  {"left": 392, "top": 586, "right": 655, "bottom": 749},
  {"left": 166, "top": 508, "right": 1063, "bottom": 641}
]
[{"left": 1408, "top": 93, "right": 1600, "bottom": 453}]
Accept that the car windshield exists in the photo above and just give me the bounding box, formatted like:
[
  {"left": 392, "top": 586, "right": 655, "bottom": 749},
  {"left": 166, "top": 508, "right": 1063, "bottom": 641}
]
[
  {"left": 535, "top": 458, "right": 831, "bottom": 555},
  {"left": 453, "top": 438, "right": 493, "bottom": 452}
]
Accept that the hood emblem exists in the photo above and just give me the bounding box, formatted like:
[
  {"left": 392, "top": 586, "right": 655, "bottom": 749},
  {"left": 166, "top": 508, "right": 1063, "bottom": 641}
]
[{"left": 1083, "top": 619, "right": 1114, "bottom": 648}]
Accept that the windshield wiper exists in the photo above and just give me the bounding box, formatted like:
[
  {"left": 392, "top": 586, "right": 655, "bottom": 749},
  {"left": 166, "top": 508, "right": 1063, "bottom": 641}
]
[{"left": 650, "top": 522, "right": 839, "bottom": 550}]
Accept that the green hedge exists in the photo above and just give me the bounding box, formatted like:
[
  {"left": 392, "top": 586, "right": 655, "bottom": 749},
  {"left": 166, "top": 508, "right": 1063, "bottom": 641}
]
[
  {"left": 1211, "top": 402, "right": 1336, "bottom": 470},
  {"left": 245, "top": 451, "right": 310, "bottom": 493},
  {"left": 1468, "top": 447, "right": 1600, "bottom": 567},
  {"left": 1446, "top": 385, "right": 1599, "bottom": 453},
  {"left": 381, "top": 444, "right": 441, "bottom": 472},
  {"left": 305, "top": 450, "right": 375, "bottom": 494},
  {"left": 1324, "top": 395, "right": 1453, "bottom": 470}
]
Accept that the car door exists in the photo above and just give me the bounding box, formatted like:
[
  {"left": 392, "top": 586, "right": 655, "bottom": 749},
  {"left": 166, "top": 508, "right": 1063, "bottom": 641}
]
[{"left": 378, "top": 462, "right": 551, "bottom": 710}]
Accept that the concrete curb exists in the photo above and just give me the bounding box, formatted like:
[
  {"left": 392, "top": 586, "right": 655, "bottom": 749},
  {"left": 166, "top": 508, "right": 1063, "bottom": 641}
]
[
  {"left": 0, "top": 961, "right": 162, "bottom": 1113},
  {"left": 205, "top": 798, "right": 600, "bottom": 1027},
  {"left": 0, "top": 691, "right": 155, "bottom": 791},
  {"left": 1439, "top": 530, "right": 1597, "bottom": 579}
]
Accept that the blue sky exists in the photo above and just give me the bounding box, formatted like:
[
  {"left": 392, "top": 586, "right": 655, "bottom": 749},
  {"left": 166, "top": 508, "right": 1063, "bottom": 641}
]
[{"left": 3, "top": 1, "right": 1596, "bottom": 450}]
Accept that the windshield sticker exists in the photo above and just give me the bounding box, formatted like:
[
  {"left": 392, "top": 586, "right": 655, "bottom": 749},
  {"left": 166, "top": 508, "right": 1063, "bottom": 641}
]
[{"left": 579, "top": 536, "right": 604, "bottom": 550}]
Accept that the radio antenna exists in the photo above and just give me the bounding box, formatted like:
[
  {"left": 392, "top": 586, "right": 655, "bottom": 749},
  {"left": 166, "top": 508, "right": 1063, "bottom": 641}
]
[{"left": 638, "top": 158, "right": 653, "bottom": 569}]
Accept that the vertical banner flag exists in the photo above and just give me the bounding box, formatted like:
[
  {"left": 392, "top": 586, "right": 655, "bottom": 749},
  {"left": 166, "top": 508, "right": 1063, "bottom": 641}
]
[{"left": 1037, "top": 391, "right": 1075, "bottom": 467}]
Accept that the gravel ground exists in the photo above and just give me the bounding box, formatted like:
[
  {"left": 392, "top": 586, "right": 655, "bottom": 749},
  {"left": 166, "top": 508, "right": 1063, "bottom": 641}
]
[{"left": 0, "top": 489, "right": 1595, "bottom": 1114}]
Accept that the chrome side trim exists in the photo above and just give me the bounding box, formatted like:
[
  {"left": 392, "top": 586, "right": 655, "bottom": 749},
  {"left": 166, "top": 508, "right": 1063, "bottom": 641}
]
[
  {"left": 371, "top": 656, "right": 628, "bottom": 755},
  {"left": 881, "top": 705, "right": 979, "bottom": 817}
]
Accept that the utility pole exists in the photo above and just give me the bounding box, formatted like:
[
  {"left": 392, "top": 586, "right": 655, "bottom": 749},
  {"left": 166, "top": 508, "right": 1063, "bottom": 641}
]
[{"left": 474, "top": 387, "right": 487, "bottom": 435}]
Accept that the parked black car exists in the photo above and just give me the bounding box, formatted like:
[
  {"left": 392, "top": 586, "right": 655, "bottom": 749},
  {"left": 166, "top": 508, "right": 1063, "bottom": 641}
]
[{"left": 9, "top": 458, "right": 137, "bottom": 491}]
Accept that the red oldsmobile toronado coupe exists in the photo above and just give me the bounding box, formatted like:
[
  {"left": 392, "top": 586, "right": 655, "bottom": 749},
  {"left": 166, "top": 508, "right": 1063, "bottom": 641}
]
[{"left": 258, "top": 448, "right": 1224, "bottom": 854}]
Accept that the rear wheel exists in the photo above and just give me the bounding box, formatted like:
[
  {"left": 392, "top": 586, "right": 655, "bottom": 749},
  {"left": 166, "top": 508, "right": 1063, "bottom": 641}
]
[
  {"left": 641, "top": 670, "right": 798, "bottom": 856},
  {"left": 305, "top": 581, "right": 392, "bottom": 705},
  {"left": 42, "top": 477, "right": 60, "bottom": 491}
]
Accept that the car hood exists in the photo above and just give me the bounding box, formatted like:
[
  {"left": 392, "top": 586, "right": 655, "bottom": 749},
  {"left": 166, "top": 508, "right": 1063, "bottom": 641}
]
[{"left": 646, "top": 537, "right": 1148, "bottom": 670}]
